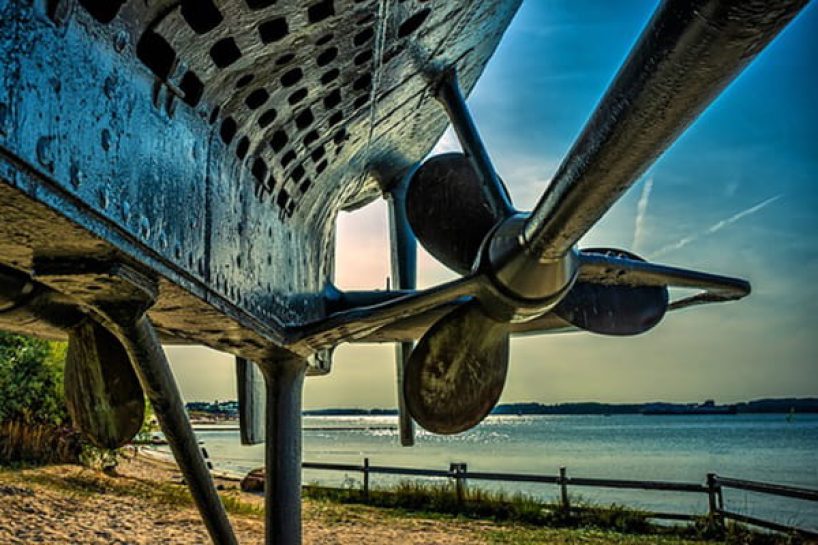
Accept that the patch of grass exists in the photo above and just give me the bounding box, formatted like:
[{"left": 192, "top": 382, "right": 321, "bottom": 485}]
[
  {"left": 484, "top": 526, "right": 714, "bottom": 545},
  {"left": 219, "top": 491, "right": 264, "bottom": 517},
  {"left": 303, "top": 480, "right": 804, "bottom": 545},
  {"left": 0, "top": 421, "right": 83, "bottom": 465},
  {"left": 304, "top": 480, "right": 651, "bottom": 529}
]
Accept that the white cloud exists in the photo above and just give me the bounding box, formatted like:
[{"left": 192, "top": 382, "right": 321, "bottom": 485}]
[
  {"left": 632, "top": 176, "right": 654, "bottom": 253},
  {"left": 651, "top": 195, "right": 781, "bottom": 259}
]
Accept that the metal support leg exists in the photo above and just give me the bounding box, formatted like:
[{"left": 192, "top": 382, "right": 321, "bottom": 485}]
[
  {"left": 116, "top": 316, "right": 238, "bottom": 545},
  {"left": 236, "top": 357, "right": 266, "bottom": 445},
  {"left": 387, "top": 173, "right": 417, "bottom": 447},
  {"left": 394, "top": 342, "right": 415, "bottom": 446},
  {"left": 260, "top": 356, "right": 307, "bottom": 545}
]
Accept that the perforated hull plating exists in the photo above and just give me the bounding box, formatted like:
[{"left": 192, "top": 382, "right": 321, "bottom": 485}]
[{"left": 0, "top": 0, "right": 520, "bottom": 365}]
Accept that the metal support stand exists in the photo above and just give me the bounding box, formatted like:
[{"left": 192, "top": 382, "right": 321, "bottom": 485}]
[
  {"left": 387, "top": 176, "right": 417, "bottom": 447},
  {"left": 260, "top": 356, "right": 307, "bottom": 545},
  {"left": 236, "top": 357, "right": 266, "bottom": 445},
  {"left": 116, "top": 316, "right": 238, "bottom": 545}
]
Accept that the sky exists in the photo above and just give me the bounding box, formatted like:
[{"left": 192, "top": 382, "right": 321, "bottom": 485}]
[{"left": 167, "top": 0, "right": 818, "bottom": 408}]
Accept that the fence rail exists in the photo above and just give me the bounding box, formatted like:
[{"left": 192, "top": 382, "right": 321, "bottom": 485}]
[
  {"left": 715, "top": 476, "right": 818, "bottom": 502},
  {"left": 302, "top": 459, "right": 818, "bottom": 539}
]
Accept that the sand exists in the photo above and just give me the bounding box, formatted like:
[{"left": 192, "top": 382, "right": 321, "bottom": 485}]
[{"left": 0, "top": 451, "right": 494, "bottom": 544}]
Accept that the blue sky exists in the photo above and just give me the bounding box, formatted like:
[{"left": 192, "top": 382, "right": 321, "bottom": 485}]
[{"left": 170, "top": 1, "right": 818, "bottom": 407}]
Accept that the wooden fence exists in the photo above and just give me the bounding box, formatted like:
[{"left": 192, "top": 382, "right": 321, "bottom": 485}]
[{"left": 302, "top": 459, "right": 818, "bottom": 539}]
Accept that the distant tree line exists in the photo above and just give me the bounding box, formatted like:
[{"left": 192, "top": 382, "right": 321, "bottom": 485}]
[
  {"left": 291, "top": 399, "right": 818, "bottom": 417},
  {"left": 492, "top": 399, "right": 818, "bottom": 415}
]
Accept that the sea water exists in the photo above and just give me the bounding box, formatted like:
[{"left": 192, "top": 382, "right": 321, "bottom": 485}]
[{"left": 158, "top": 413, "right": 818, "bottom": 530}]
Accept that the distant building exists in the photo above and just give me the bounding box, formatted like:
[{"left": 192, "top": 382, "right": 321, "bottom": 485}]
[{"left": 185, "top": 400, "right": 239, "bottom": 418}]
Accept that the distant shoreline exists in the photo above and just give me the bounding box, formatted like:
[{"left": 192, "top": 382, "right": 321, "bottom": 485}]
[
  {"left": 304, "top": 398, "right": 818, "bottom": 417},
  {"left": 187, "top": 397, "right": 818, "bottom": 419}
]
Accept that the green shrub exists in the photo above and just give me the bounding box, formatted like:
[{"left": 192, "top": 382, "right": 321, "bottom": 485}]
[
  {"left": 0, "top": 331, "right": 129, "bottom": 467},
  {"left": 0, "top": 332, "right": 67, "bottom": 426}
]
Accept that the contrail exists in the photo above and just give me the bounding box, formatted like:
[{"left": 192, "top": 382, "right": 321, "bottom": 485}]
[
  {"left": 650, "top": 195, "right": 781, "bottom": 259},
  {"left": 632, "top": 176, "right": 654, "bottom": 253}
]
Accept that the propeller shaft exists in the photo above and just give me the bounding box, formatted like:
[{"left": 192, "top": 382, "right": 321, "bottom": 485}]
[{"left": 523, "top": 0, "right": 807, "bottom": 260}]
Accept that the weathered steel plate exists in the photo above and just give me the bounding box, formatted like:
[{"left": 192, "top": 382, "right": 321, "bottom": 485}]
[{"left": 0, "top": 0, "right": 521, "bottom": 364}]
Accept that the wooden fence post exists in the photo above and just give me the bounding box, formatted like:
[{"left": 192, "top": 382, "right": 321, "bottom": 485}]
[
  {"left": 363, "top": 457, "right": 370, "bottom": 501},
  {"left": 450, "top": 463, "right": 467, "bottom": 507},
  {"left": 707, "top": 473, "right": 723, "bottom": 527},
  {"left": 559, "top": 466, "right": 570, "bottom": 512}
]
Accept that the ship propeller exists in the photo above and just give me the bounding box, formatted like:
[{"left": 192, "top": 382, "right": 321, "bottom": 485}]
[{"left": 402, "top": 0, "right": 800, "bottom": 434}]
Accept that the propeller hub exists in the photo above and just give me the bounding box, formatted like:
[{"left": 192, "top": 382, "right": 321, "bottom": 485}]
[{"left": 477, "top": 214, "right": 579, "bottom": 322}]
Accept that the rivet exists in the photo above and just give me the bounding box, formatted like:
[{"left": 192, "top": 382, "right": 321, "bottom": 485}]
[
  {"left": 36, "top": 136, "right": 55, "bottom": 171},
  {"left": 139, "top": 215, "right": 151, "bottom": 239},
  {"left": 113, "top": 30, "right": 128, "bottom": 53},
  {"left": 101, "top": 128, "right": 112, "bottom": 151},
  {"left": 98, "top": 188, "right": 110, "bottom": 209},
  {"left": 69, "top": 162, "right": 83, "bottom": 188},
  {"left": 0, "top": 103, "right": 8, "bottom": 136}
]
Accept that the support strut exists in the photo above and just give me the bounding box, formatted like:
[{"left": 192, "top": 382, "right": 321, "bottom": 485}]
[
  {"left": 237, "top": 357, "right": 266, "bottom": 445},
  {"left": 115, "top": 316, "right": 239, "bottom": 545},
  {"left": 435, "top": 70, "right": 514, "bottom": 218},
  {"left": 260, "top": 356, "right": 307, "bottom": 545},
  {"left": 387, "top": 173, "right": 417, "bottom": 447}
]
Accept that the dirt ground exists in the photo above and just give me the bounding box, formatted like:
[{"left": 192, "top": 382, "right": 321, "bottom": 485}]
[{"left": 0, "top": 452, "right": 498, "bottom": 545}]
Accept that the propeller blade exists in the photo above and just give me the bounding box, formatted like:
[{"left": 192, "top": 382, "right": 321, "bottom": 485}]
[
  {"left": 65, "top": 319, "right": 145, "bottom": 449},
  {"left": 388, "top": 182, "right": 417, "bottom": 447},
  {"left": 406, "top": 153, "right": 504, "bottom": 274},
  {"left": 555, "top": 249, "right": 668, "bottom": 336},
  {"left": 524, "top": 0, "right": 807, "bottom": 260},
  {"left": 404, "top": 300, "right": 509, "bottom": 434}
]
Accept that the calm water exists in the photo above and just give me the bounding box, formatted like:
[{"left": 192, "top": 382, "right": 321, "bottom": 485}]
[{"left": 162, "top": 414, "right": 818, "bottom": 530}]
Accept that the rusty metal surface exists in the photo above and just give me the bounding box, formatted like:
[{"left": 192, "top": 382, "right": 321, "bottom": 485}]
[
  {"left": 0, "top": 0, "right": 521, "bottom": 366},
  {"left": 404, "top": 299, "right": 509, "bottom": 435}
]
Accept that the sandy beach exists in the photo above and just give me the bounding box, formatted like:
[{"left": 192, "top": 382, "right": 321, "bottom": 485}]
[
  {"left": 0, "top": 452, "right": 719, "bottom": 545},
  {"left": 0, "top": 452, "right": 482, "bottom": 544}
]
